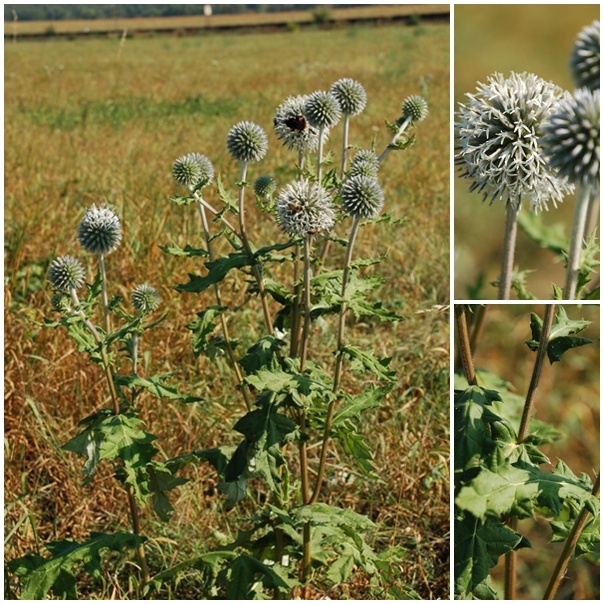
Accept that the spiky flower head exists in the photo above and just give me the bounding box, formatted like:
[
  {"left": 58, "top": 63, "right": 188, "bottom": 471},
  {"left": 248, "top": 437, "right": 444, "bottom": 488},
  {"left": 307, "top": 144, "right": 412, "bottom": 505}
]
[
  {"left": 304, "top": 90, "right": 342, "bottom": 129},
  {"left": 273, "top": 95, "right": 326, "bottom": 153},
  {"left": 254, "top": 175, "right": 277, "bottom": 198},
  {"left": 348, "top": 149, "right": 380, "bottom": 179},
  {"left": 172, "top": 152, "right": 214, "bottom": 190},
  {"left": 330, "top": 78, "right": 367, "bottom": 116},
  {"left": 402, "top": 95, "right": 429, "bottom": 123},
  {"left": 541, "top": 87, "right": 600, "bottom": 189},
  {"left": 131, "top": 283, "right": 161, "bottom": 315},
  {"left": 570, "top": 20, "right": 600, "bottom": 91},
  {"left": 78, "top": 204, "right": 122, "bottom": 255},
  {"left": 276, "top": 179, "right": 335, "bottom": 238},
  {"left": 340, "top": 175, "right": 385, "bottom": 219},
  {"left": 226, "top": 121, "right": 268, "bottom": 163},
  {"left": 48, "top": 255, "right": 86, "bottom": 292},
  {"left": 455, "top": 71, "right": 574, "bottom": 212}
]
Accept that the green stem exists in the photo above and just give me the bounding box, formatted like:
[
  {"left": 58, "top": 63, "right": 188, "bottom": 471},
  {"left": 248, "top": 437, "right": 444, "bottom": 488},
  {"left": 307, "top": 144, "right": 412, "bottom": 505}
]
[
  {"left": 543, "top": 472, "right": 600, "bottom": 600},
  {"left": 316, "top": 125, "right": 325, "bottom": 183},
  {"left": 377, "top": 115, "right": 412, "bottom": 165},
  {"left": 290, "top": 245, "right": 302, "bottom": 357},
  {"left": 299, "top": 237, "right": 312, "bottom": 370},
  {"left": 98, "top": 253, "right": 110, "bottom": 333},
  {"left": 125, "top": 483, "right": 150, "bottom": 584},
  {"left": 564, "top": 184, "right": 591, "bottom": 300},
  {"left": 310, "top": 216, "right": 361, "bottom": 505},
  {"left": 504, "top": 516, "right": 518, "bottom": 600},
  {"left": 498, "top": 202, "right": 519, "bottom": 300},
  {"left": 340, "top": 114, "right": 351, "bottom": 177},
  {"left": 454, "top": 305, "right": 477, "bottom": 386},
  {"left": 237, "top": 161, "right": 274, "bottom": 334},
  {"left": 196, "top": 193, "right": 252, "bottom": 411}
]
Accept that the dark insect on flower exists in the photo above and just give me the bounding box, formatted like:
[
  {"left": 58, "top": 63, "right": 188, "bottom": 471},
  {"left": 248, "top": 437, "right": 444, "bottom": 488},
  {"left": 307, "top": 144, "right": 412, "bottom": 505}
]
[{"left": 284, "top": 115, "right": 307, "bottom": 131}]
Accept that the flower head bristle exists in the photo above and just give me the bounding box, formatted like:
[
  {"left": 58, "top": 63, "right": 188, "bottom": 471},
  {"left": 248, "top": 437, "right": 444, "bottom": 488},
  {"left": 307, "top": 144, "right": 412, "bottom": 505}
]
[
  {"left": 48, "top": 256, "right": 86, "bottom": 292},
  {"left": 340, "top": 175, "right": 385, "bottom": 219},
  {"left": 455, "top": 71, "right": 574, "bottom": 212},
  {"left": 402, "top": 95, "right": 429, "bottom": 122},
  {"left": 276, "top": 179, "right": 335, "bottom": 238},
  {"left": 131, "top": 283, "right": 161, "bottom": 315},
  {"left": 254, "top": 175, "right": 277, "bottom": 198},
  {"left": 226, "top": 121, "right": 268, "bottom": 163},
  {"left": 348, "top": 149, "right": 380, "bottom": 179},
  {"left": 273, "top": 95, "right": 326, "bottom": 152},
  {"left": 570, "top": 20, "right": 600, "bottom": 91},
  {"left": 172, "top": 153, "right": 214, "bottom": 190},
  {"left": 330, "top": 78, "right": 367, "bottom": 116},
  {"left": 78, "top": 204, "right": 122, "bottom": 255},
  {"left": 304, "top": 91, "right": 342, "bottom": 130}
]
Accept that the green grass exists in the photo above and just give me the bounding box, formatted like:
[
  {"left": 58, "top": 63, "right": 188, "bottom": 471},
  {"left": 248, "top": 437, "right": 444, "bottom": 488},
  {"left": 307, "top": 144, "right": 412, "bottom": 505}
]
[
  {"left": 5, "top": 23, "right": 450, "bottom": 599},
  {"left": 454, "top": 5, "right": 600, "bottom": 299}
]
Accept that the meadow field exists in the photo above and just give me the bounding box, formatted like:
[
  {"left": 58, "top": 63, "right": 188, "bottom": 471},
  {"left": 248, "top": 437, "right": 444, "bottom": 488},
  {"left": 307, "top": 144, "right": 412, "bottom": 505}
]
[
  {"left": 4, "top": 21, "right": 450, "bottom": 599},
  {"left": 454, "top": 4, "right": 600, "bottom": 300}
]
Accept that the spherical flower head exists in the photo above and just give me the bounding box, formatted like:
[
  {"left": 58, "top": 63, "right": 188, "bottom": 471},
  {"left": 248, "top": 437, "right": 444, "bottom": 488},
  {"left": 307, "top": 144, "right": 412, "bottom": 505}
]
[
  {"left": 570, "top": 20, "right": 600, "bottom": 91},
  {"left": 131, "top": 283, "right": 161, "bottom": 315},
  {"left": 78, "top": 204, "right": 122, "bottom": 255},
  {"left": 254, "top": 175, "right": 277, "bottom": 198},
  {"left": 48, "top": 256, "right": 86, "bottom": 292},
  {"left": 402, "top": 95, "right": 429, "bottom": 123},
  {"left": 226, "top": 121, "right": 268, "bottom": 163},
  {"left": 340, "top": 175, "right": 385, "bottom": 219},
  {"left": 304, "top": 90, "right": 342, "bottom": 130},
  {"left": 455, "top": 72, "right": 575, "bottom": 212},
  {"left": 273, "top": 95, "right": 327, "bottom": 153},
  {"left": 330, "top": 78, "right": 367, "bottom": 116},
  {"left": 542, "top": 87, "right": 600, "bottom": 189},
  {"left": 276, "top": 179, "right": 335, "bottom": 238},
  {"left": 348, "top": 149, "right": 380, "bottom": 179},
  {"left": 172, "top": 152, "right": 214, "bottom": 190}
]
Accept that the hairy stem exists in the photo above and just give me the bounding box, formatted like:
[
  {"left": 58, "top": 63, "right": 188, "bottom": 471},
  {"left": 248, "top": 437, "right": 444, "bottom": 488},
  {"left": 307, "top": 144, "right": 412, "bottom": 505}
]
[
  {"left": 498, "top": 202, "right": 519, "bottom": 300},
  {"left": 340, "top": 113, "right": 351, "bottom": 177},
  {"left": 544, "top": 472, "right": 600, "bottom": 600},
  {"left": 469, "top": 304, "right": 488, "bottom": 357},
  {"left": 290, "top": 245, "right": 302, "bottom": 357},
  {"left": 299, "top": 237, "right": 312, "bottom": 370},
  {"left": 237, "top": 162, "right": 274, "bottom": 334},
  {"left": 564, "top": 184, "right": 591, "bottom": 300},
  {"left": 196, "top": 193, "right": 252, "bottom": 411},
  {"left": 517, "top": 304, "right": 555, "bottom": 444},
  {"left": 454, "top": 305, "right": 477, "bottom": 386},
  {"left": 504, "top": 516, "right": 518, "bottom": 600},
  {"left": 316, "top": 125, "right": 326, "bottom": 183},
  {"left": 125, "top": 483, "right": 150, "bottom": 584},
  {"left": 310, "top": 216, "right": 361, "bottom": 505},
  {"left": 377, "top": 115, "right": 412, "bottom": 164},
  {"left": 98, "top": 253, "right": 111, "bottom": 333}
]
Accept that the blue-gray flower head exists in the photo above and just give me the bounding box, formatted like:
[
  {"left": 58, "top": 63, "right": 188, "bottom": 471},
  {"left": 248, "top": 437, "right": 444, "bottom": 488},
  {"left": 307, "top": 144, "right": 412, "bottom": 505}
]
[
  {"left": 348, "top": 149, "right": 380, "bottom": 179},
  {"left": 254, "top": 175, "right": 277, "bottom": 198},
  {"left": 273, "top": 95, "right": 326, "bottom": 152},
  {"left": 542, "top": 88, "right": 600, "bottom": 189},
  {"left": 570, "top": 20, "right": 600, "bottom": 91},
  {"left": 226, "top": 121, "right": 268, "bottom": 163},
  {"left": 340, "top": 175, "right": 385, "bottom": 219},
  {"left": 172, "top": 152, "right": 214, "bottom": 190},
  {"left": 131, "top": 283, "right": 161, "bottom": 314},
  {"left": 78, "top": 204, "right": 122, "bottom": 255},
  {"left": 276, "top": 179, "right": 335, "bottom": 238},
  {"left": 455, "top": 72, "right": 574, "bottom": 212},
  {"left": 304, "top": 90, "right": 342, "bottom": 129},
  {"left": 330, "top": 78, "right": 367, "bottom": 116},
  {"left": 402, "top": 95, "right": 429, "bottom": 122},
  {"left": 48, "top": 256, "right": 86, "bottom": 292}
]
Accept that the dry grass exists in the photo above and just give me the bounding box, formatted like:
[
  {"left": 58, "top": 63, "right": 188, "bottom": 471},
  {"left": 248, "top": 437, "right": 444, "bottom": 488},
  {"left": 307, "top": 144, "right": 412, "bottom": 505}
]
[{"left": 5, "top": 22, "right": 450, "bottom": 598}]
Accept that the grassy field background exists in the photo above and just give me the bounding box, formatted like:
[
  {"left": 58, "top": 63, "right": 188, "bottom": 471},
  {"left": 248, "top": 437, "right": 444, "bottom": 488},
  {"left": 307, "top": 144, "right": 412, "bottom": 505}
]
[
  {"left": 5, "top": 21, "right": 450, "bottom": 599},
  {"left": 454, "top": 4, "right": 600, "bottom": 300},
  {"left": 455, "top": 304, "right": 600, "bottom": 599}
]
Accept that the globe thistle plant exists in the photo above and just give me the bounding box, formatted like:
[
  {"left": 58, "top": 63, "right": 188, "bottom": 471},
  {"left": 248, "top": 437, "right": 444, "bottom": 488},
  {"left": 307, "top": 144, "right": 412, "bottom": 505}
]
[
  {"left": 131, "top": 283, "right": 161, "bottom": 315},
  {"left": 78, "top": 204, "right": 122, "bottom": 256},
  {"left": 172, "top": 152, "right": 215, "bottom": 191},
  {"left": 48, "top": 255, "right": 86, "bottom": 293},
  {"left": 402, "top": 95, "right": 429, "bottom": 123},
  {"left": 455, "top": 71, "right": 574, "bottom": 299},
  {"left": 570, "top": 20, "right": 600, "bottom": 91},
  {"left": 340, "top": 175, "right": 385, "bottom": 219},
  {"left": 303, "top": 91, "right": 342, "bottom": 130},
  {"left": 275, "top": 179, "right": 335, "bottom": 238},
  {"left": 226, "top": 121, "right": 268, "bottom": 164}
]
